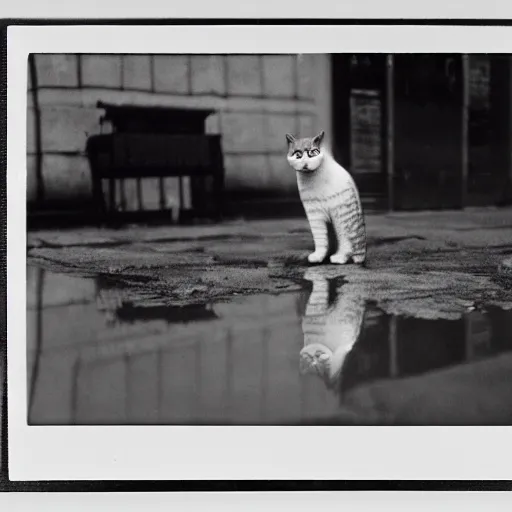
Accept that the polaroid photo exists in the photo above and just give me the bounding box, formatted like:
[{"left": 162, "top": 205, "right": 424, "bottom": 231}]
[{"left": 6, "top": 19, "right": 512, "bottom": 483}]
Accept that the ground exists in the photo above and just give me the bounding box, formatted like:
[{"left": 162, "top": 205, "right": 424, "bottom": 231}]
[
  {"left": 27, "top": 207, "right": 512, "bottom": 320},
  {"left": 25, "top": 207, "right": 512, "bottom": 426}
]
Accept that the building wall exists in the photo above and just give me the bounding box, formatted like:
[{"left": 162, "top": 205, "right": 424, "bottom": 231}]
[{"left": 27, "top": 53, "right": 328, "bottom": 209}]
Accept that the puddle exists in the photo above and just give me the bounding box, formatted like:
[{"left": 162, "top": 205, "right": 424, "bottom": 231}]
[{"left": 27, "top": 265, "right": 512, "bottom": 426}]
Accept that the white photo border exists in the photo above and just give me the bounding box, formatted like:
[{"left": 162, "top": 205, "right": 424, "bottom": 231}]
[{"left": 8, "top": 23, "right": 512, "bottom": 481}]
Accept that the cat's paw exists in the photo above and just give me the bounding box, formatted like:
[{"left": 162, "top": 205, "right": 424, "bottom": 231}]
[
  {"left": 308, "top": 251, "right": 327, "bottom": 264},
  {"left": 329, "top": 252, "right": 350, "bottom": 265},
  {"left": 352, "top": 254, "right": 366, "bottom": 265}
]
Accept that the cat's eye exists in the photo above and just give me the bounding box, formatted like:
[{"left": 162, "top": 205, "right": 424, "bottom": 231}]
[
  {"left": 308, "top": 149, "right": 320, "bottom": 157},
  {"left": 293, "top": 151, "right": 303, "bottom": 159}
]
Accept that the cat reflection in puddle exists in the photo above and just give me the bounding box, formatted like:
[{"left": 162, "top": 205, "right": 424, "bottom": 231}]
[{"left": 299, "top": 267, "right": 366, "bottom": 390}]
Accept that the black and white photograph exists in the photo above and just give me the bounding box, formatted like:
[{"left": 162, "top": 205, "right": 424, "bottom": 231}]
[
  {"left": 24, "top": 50, "right": 512, "bottom": 427},
  {"left": 5, "top": 20, "right": 512, "bottom": 484}
]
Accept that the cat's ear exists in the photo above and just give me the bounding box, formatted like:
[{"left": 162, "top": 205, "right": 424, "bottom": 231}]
[
  {"left": 313, "top": 130, "right": 325, "bottom": 146},
  {"left": 285, "top": 133, "right": 295, "bottom": 145}
]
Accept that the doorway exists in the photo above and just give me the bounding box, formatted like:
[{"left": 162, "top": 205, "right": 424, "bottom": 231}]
[
  {"left": 393, "top": 54, "right": 465, "bottom": 210},
  {"left": 331, "top": 53, "right": 512, "bottom": 211},
  {"left": 331, "top": 54, "right": 388, "bottom": 210}
]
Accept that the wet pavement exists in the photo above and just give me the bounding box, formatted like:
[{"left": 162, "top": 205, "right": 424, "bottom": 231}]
[
  {"left": 28, "top": 212, "right": 512, "bottom": 317},
  {"left": 27, "top": 264, "right": 512, "bottom": 426},
  {"left": 26, "top": 209, "right": 512, "bottom": 425}
]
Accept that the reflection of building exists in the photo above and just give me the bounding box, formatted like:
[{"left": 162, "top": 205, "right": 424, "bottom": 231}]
[
  {"left": 27, "top": 266, "right": 512, "bottom": 425},
  {"left": 339, "top": 308, "right": 509, "bottom": 396},
  {"left": 95, "top": 287, "right": 217, "bottom": 326},
  {"left": 27, "top": 54, "right": 512, "bottom": 222},
  {"left": 296, "top": 268, "right": 512, "bottom": 397},
  {"left": 27, "top": 268, "right": 349, "bottom": 425}
]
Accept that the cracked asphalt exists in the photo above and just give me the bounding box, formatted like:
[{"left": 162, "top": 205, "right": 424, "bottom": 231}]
[{"left": 27, "top": 207, "right": 512, "bottom": 319}]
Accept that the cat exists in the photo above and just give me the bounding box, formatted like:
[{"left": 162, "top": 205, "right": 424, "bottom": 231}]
[
  {"left": 286, "top": 131, "right": 367, "bottom": 265},
  {"left": 299, "top": 267, "right": 366, "bottom": 389}
]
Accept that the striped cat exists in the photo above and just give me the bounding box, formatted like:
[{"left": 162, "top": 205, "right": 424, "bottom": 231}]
[
  {"left": 286, "top": 131, "right": 367, "bottom": 265},
  {"left": 299, "top": 267, "right": 366, "bottom": 388}
]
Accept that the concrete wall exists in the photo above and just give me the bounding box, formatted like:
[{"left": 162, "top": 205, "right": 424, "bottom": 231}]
[{"left": 27, "top": 53, "right": 328, "bottom": 209}]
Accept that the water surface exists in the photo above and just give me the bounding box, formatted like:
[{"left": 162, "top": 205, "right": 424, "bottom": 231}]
[{"left": 27, "top": 265, "right": 512, "bottom": 425}]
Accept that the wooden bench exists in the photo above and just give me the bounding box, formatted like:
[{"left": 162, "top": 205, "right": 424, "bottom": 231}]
[
  {"left": 87, "top": 132, "right": 225, "bottom": 221},
  {"left": 86, "top": 103, "right": 225, "bottom": 223}
]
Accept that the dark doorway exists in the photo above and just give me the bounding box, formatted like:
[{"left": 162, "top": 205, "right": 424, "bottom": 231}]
[
  {"left": 331, "top": 54, "right": 388, "bottom": 211},
  {"left": 332, "top": 53, "right": 512, "bottom": 212},
  {"left": 470, "top": 55, "right": 512, "bottom": 207},
  {"left": 393, "top": 54, "right": 465, "bottom": 210}
]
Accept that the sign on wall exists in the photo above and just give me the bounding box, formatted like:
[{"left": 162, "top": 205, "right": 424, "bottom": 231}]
[{"left": 349, "top": 89, "right": 382, "bottom": 175}]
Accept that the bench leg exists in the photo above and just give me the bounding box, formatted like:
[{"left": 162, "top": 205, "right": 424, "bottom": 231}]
[
  {"left": 108, "top": 178, "right": 116, "bottom": 214},
  {"left": 213, "top": 145, "right": 225, "bottom": 221},
  {"left": 178, "top": 176, "right": 185, "bottom": 222},
  {"left": 213, "top": 171, "right": 224, "bottom": 221},
  {"left": 158, "top": 177, "right": 166, "bottom": 210},
  {"left": 91, "top": 173, "right": 107, "bottom": 225}
]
